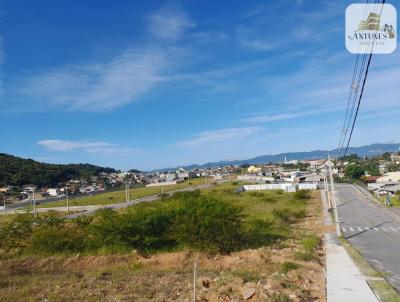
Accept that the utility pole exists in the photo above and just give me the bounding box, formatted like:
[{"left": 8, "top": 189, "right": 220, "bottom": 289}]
[
  {"left": 328, "top": 155, "right": 341, "bottom": 237},
  {"left": 125, "top": 175, "right": 129, "bottom": 203},
  {"left": 323, "top": 170, "right": 332, "bottom": 209},
  {"left": 2, "top": 194, "right": 6, "bottom": 215},
  {"left": 32, "top": 188, "right": 37, "bottom": 218},
  {"left": 193, "top": 257, "right": 197, "bottom": 302},
  {"left": 66, "top": 187, "right": 69, "bottom": 212}
]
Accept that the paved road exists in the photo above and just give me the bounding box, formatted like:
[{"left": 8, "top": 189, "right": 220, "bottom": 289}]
[{"left": 336, "top": 184, "right": 400, "bottom": 292}]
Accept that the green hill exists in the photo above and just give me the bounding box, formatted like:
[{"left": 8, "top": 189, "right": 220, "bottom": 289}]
[{"left": 0, "top": 153, "right": 117, "bottom": 187}]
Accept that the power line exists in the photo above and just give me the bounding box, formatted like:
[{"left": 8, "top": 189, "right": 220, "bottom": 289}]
[
  {"left": 343, "top": 51, "right": 373, "bottom": 155},
  {"left": 336, "top": 0, "right": 372, "bottom": 159},
  {"left": 336, "top": 0, "right": 384, "bottom": 158},
  {"left": 342, "top": 0, "right": 385, "bottom": 156}
]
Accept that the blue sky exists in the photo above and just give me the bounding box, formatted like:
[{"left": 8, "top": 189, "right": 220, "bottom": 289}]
[{"left": 0, "top": 0, "right": 399, "bottom": 170}]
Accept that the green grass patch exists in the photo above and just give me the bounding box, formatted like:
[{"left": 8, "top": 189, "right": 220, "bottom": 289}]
[
  {"left": 295, "top": 234, "right": 320, "bottom": 261},
  {"left": 368, "top": 280, "right": 400, "bottom": 302},
  {"left": 230, "top": 269, "right": 260, "bottom": 283},
  {"left": 280, "top": 261, "right": 300, "bottom": 274},
  {"left": 270, "top": 292, "right": 291, "bottom": 302}
]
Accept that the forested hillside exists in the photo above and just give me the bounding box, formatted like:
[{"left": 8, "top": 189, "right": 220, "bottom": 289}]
[{"left": 0, "top": 153, "right": 116, "bottom": 187}]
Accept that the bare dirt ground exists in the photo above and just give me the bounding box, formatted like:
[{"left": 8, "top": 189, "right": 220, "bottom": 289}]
[{"left": 0, "top": 192, "right": 327, "bottom": 302}]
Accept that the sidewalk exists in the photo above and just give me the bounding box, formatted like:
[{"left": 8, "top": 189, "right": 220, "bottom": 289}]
[{"left": 321, "top": 190, "right": 378, "bottom": 302}]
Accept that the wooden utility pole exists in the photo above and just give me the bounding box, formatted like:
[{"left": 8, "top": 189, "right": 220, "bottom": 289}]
[
  {"left": 328, "top": 155, "right": 341, "bottom": 237},
  {"left": 66, "top": 188, "right": 69, "bottom": 212},
  {"left": 33, "top": 188, "right": 37, "bottom": 218}
]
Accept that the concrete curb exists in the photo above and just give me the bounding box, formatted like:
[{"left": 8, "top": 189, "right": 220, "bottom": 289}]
[{"left": 321, "top": 190, "right": 378, "bottom": 302}]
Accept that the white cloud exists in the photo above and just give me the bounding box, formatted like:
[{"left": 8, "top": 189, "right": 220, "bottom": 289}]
[
  {"left": 239, "top": 38, "right": 277, "bottom": 51},
  {"left": 37, "top": 139, "right": 141, "bottom": 154},
  {"left": 18, "top": 48, "right": 170, "bottom": 111},
  {"left": 242, "top": 107, "right": 340, "bottom": 123},
  {"left": 177, "top": 127, "right": 263, "bottom": 147},
  {"left": 147, "top": 6, "right": 195, "bottom": 40},
  {"left": 293, "top": 27, "right": 313, "bottom": 40}
]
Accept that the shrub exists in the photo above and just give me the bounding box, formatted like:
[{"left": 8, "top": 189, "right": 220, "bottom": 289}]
[
  {"left": 72, "top": 215, "right": 93, "bottom": 228},
  {"left": 272, "top": 208, "right": 295, "bottom": 224},
  {"left": 295, "top": 234, "right": 320, "bottom": 261},
  {"left": 0, "top": 214, "right": 35, "bottom": 250},
  {"left": 230, "top": 269, "right": 259, "bottom": 282},
  {"left": 272, "top": 207, "right": 306, "bottom": 224},
  {"left": 263, "top": 196, "right": 277, "bottom": 203},
  {"left": 30, "top": 226, "right": 85, "bottom": 254},
  {"left": 90, "top": 207, "right": 176, "bottom": 253},
  {"left": 89, "top": 208, "right": 120, "bottom": 245},
  {"left": 172, "top": 196, "right": 244, "bottom": 253},
  {"left": 291, "top": 208, "right": 306, "bottom": 219},
  {"left": 280, "top": 261, "right": 300, "bottom": 274},
  {"left": 249, "top": 191, "right": 264, "bottom": 197},
  {"left": 244, "top": 219, "right": 285, "bottom": 247},
  {"left": 172, "top": 190, "right": 201, "bottom": 200},
  {"left": 37, "top": 212, "right": 65, "bottom": 227},
  {"left": 159, "top": 193, "right": 168, "bottom": 200},
  {"left": 294, "top": 190, "right": 311, "bottom": 200}
]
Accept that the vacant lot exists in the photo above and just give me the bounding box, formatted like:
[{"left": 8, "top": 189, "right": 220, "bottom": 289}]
[{"left": 0, "top": 183, "right": 326, "bottom": 301}]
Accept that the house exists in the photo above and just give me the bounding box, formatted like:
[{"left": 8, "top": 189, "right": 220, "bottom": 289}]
[
  {"left": 294, "top": 173, "right": 322, "bottom": 183},
  {"left": 0, "top": 187, "right": 10, "bottom": 193},
  {"left": 247, "top": 165, "right": 262, "bottom": 173},
  {"left": 364, "top": 175, "right": 380, "bottom": 183},
  {"left": 46, "top": 188, "right": 59, "bottom": 197},
  {"left": 377, "top": 171, "right": 400, "bottom": 183},
  {"left": 165, "top": 173, "right": 178, "bottom": 182}
]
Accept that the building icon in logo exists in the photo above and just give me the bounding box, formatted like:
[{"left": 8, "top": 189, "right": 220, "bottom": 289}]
[{"left": 358, "top": 12, "right": 381, "bottom": 31}]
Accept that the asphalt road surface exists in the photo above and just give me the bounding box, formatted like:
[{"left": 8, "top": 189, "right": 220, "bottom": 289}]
[{"left": 336, "top": 184, "right": 400, "bottom": 292}]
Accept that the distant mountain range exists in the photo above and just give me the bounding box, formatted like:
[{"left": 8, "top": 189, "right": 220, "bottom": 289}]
[{"left": 152, "top": 143, "right": 400, "bottom": 172}]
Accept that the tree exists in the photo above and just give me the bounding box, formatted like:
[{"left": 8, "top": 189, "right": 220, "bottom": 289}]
[
  {"left": 344, "top": 165, "right": 365, "bottom": 179},
  {"left": 0, "top": 153, "right": 118, "bottom": 187},
  {"left": 362, "top": 162, "right": 380, "bottom": 176},
  {"left": 388, "top": 164, "right": 400, "bottom": 172},
  {"left": 339, "top": 154, "right": 359, "bottom": 163},
  {"left": 382, "top": 152, "right": 391, "bottom": 161}
]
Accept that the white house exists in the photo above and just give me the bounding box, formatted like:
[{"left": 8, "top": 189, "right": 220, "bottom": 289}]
[
  {"left": 46, "top": 188, "right": 59, "bottom": 197},
  {"left": 377, "top": 171, "right": 400, "bottom": 183}
]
